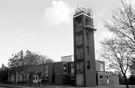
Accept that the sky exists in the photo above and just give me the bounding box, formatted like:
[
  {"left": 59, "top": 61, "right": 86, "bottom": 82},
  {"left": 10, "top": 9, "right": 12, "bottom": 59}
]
[{"left": 0, "top": 0, "right": 120, "bottom": 67}]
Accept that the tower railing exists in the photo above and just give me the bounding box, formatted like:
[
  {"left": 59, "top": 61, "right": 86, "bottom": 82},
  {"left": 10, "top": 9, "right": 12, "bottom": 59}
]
[{"left": 75, "top": 7, "right": 93, "bottom": 17}]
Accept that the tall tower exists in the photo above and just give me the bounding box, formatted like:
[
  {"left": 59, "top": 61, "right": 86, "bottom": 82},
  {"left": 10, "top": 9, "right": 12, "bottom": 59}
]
[{"left": 73, "top": 8, "right": 96, "bottom": 87}]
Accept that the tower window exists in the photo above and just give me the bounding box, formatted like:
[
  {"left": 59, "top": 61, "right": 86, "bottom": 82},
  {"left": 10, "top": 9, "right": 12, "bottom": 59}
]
[
  {"left": 100, "top": 75, "right": 103, "bottom": 78},
  {"left": 86, "top": 32, "right": 89, "bottom": 40},
  {"left": 76, "top": 46, "right": 83, "bottom": 60},
  {"left": 107, "top": 75, "right": 109, "bottom": 79},
  {"left": 85, "top": 18, "right": 89, "bottom": 26},
  {"left": 76, "top": 16, "right": 82, "bottom": 23},
  {"left": 76, "top": 33, "right": 82, "bottom": 41},
  {"left": 87, "top": 46, "right": 90, "bottom": 54},
  {"left": 87, "top": 61, "right": 90, "bottom": 69}
]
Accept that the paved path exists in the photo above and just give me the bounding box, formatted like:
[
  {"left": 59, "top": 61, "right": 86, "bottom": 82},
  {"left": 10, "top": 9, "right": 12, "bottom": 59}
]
[
  {"left": 26, "top": 85, "right": 134, "bottom": 88},
  {"left": 40, "top": 85, "right": 135, "bottom": 88},
  {"left": 0, "top": 83, "right": 135, "bottom": 88}
]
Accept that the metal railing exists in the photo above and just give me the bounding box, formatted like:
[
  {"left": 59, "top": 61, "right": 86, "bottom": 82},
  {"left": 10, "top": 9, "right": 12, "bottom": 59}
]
[{"left": 75, "top": 7, "right": 93, "bottom": 17}]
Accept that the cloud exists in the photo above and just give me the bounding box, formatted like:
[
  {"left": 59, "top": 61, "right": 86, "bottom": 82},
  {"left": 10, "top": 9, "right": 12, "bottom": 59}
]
[
  {"left": 41, "top": 0, "right": 73, "bottom": 27},
  {"left": 13, "top": 29, "right": 35, "bottom": 38}
]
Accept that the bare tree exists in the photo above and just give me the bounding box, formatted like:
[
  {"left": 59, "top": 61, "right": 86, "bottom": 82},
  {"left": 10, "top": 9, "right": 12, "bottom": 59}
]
[
  {"left": 100, "top": 38, "right": 134, "bottom": 88},
  {"left": 130, "top": 58, "right": 135, "bottom": 75},
  {"left": 102, "top": 0, "right": 135, "bottom": 87},
  {"left": 105, "top": 0, "right": 135, "bottom": 51}
]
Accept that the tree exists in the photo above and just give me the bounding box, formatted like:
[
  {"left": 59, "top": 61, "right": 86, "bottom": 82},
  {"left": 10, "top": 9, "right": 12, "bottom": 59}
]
[
  {"left": 0, "top": 64, "right": 9, "bottom": 82},
  {"left": 8, "top": 50, "right": 54, "bottom": 84},
  {"left": 128, "top": 74, "right": 135, "bottom": 85},
  {"left": 8, "top": 50, "right": 52, "bottom": 68},
  {"left": 24, "top": 50, "right": 40, "bottom": 66},
  {"left": 102, "top": 0, "right": 135, "bottom": 88},
  {"left": 8, "top": 50, "right": 25, "bottom": 67},
  {"left": 100, "top": 38, "right": 134, "bottom": 88},
  {"left": 104, "top": 0, "right": 135, "bottom": 51},
  {"left": 130, "top": 58, "right": 135, "bottom": 75}
]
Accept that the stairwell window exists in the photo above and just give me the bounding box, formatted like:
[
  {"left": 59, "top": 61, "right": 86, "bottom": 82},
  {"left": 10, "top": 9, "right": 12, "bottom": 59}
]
[
  {"left": 86, "top": 32, "right": 89, "bottom": 40},
  {"left": 87, "top": 61, "right": 90, "bottom": 69},
  {"left": 87, "top": 46, "right": 90, "bottom": 54}
]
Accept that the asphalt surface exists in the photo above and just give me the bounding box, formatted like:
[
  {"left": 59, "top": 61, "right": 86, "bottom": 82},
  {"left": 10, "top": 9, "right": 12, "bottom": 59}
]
[
  {"left": 0, "top": 83, "right": 135, "bottom": 88},
  {"left": 0, "top": 84, "right": 21, "bottom": 88},
  {"left": 0, "top": 86, "right": 15, "bottom": 88}
]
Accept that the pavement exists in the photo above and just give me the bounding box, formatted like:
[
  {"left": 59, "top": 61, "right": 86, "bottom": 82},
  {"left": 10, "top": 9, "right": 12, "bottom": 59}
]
[{"left": 0, "top": 83, "right": 135, "bottom": 88}]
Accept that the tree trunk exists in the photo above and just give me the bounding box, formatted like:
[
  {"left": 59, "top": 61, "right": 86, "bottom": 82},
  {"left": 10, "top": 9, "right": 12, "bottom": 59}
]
[
  {"left": 22, "top": 74, "right": 24, "bottom": 82},
  {"left": 123, "top": 74, "right": 129, "bottom": 88},
  {"left": 15, "top": 72, "right": 18, "bottom": 85}
]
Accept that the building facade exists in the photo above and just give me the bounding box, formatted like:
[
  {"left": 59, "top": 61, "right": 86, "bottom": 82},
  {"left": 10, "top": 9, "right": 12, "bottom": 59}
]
[{"left": 8, "top": 60, "right": 119, "bottom": 86}]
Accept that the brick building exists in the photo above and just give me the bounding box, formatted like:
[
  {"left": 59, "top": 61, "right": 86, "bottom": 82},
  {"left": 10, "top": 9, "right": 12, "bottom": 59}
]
[
  {"left": 40, "top": 57, "right": 119, "bottom": 86},
  {"left": 8, "top": 57, "right": 119, "bottom": 86}
]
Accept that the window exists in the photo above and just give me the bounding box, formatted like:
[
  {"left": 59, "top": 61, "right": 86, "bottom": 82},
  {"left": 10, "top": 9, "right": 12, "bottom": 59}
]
[
  {"left": 45, "top": 75, "right": 48, "bottom": 80},
  {"left": 77, "top": 16, "right": 82, "bottom": 23},
  {"left": 85, "top": 18, "right": 89, "bottom": 26},
  {"left": 87, "top": 46, "right": 90, "bottom": 54},
  {"left": 100, "top": 63, "right": 104, "bottom": 71},
  {"left": 90, "top": 18, "right": 93, "bottom": 27},
  {"left": 100, "top": 75, "right": 103, "bottom": 78},
  {"left": 76, "top": 33, "right": 82, "bottom": 41},
  {"left": 45, "top": 65, "right": 48, "bottom": 74},
  {"left": 71, "top": 74, "right": 75, "bottom": 80},
  {"left": 63, "top": 64, "right": 68, "bottom": 73},
  {"left": 86, "top": 32, "right": 89, "bottom": 40},
  {"left": 87, "top": 61, "right": 90, "bottom": 69},
  {"left": 76, "top": 46, "right": 83, "bottom": 60},
  {"left": 71, "top": 64, "right": 74, "bottom": 73},
  {"left": 107, "top": 75, "right": 109, "bottom": 79},
  {"left": 76, "top": 62, "right": 83, "bottom": 74}
]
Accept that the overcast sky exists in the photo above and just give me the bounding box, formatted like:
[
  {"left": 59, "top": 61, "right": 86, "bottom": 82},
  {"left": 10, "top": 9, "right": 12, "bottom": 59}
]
[{"left": 0, "top": 0, "right": 121, "bottom": 67}]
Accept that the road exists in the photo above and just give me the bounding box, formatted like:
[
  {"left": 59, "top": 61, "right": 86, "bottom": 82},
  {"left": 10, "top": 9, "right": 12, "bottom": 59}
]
[
  {"left": 0, "top": 86, "right": 12, "bottom": 88},
  {"left": 0, "top": 86, "right": 15, "bottom": 88},
  {"left": 0, "top": 84, "right": 20, "bottom": 88},
  {"left": 0, "top": 84, "right": 135, "bottom": 88}
]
